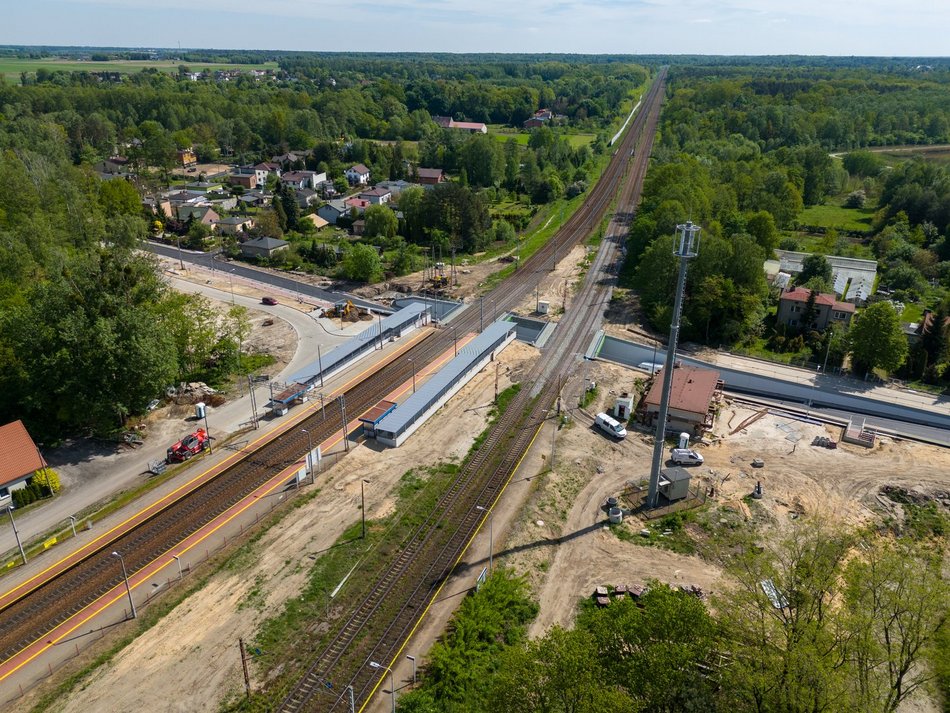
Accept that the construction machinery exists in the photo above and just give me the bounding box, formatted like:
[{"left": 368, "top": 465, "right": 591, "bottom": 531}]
[
  {"left": 166, "top": 428, "right": 210, "bottom": 463},
  {"left": 325, "top": 300, "right": 367, "bottom": 322}
]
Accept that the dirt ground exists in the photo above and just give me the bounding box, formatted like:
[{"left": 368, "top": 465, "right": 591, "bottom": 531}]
[{"left": 25, "top": 342, "right": 538, "bottom": 713}]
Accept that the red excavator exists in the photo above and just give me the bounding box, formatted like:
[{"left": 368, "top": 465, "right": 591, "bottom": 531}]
[{"left": 166, "top": 428, "right": 210, "bottom": 463}]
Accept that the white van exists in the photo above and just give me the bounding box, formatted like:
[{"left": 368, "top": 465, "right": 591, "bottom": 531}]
[
  {"left": 595, "top": 412, "right": 627, "bottom": 439},
  {"left": 670, "top": 448, "right": 704, "bottom": 466},
  {"left": 637, "top": 361, "right": 663, "bottom": 374}
]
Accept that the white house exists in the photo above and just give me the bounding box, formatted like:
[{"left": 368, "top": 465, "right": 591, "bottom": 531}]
[{"left": 345, "top": 164, "right": 371, "bottom": 185}]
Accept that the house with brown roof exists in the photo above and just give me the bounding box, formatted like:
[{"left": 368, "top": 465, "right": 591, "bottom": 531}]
[
  {"left": 637, "top": 365, "right": 723, "bottom": 437},
  {"left": 777, "top": 287, "right": 855, "bottom": 331},
  {"left": 228, "top": 168, "right": 259, "bottom": 190},
  {"left": 0, "top": 420, "right": 47, "bottom": 506},
  {"left": 416, "top": 168, "right": 446, "bottom": 186}
]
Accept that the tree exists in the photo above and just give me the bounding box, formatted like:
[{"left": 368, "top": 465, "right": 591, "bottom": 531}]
[
  {"left": 99, "top": 178, "right": 142, "bottom": 217},
  {"left": 849, "top": 301, "right": 908, "bottom": 374},
  {"left": 363, "top": 204, "right": 398, "bottom": 240},
  {"left": 0, "top": 250, "right": 179, "bottom": 436},
  {"left": 799, "top": 253, "right": 832, "bottom": 286},
  {"left": 341, "top": 243, "right": 382, "bottom": 283},
  {"left": 841, "top": 538, "right": 949, "bottom": 712},
  {"left": 745, "top": 210, "right": 779, "bottom": 254}
]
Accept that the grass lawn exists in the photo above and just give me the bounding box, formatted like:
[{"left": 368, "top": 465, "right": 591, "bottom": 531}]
[
  {"left": 797, "top": 202, "right": 876, "bottom": 233},
  {"left": 1, "top": 58, "right": 279, "bottom": 82}
]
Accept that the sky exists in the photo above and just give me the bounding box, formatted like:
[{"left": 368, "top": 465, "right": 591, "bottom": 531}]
[{"left": 2, "top": 0, "right": 948, "bottom": 56}]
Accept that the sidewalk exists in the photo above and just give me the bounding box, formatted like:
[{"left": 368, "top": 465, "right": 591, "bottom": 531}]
[{"left": 694, "top": 348, "right": 950, "bottom": 417}]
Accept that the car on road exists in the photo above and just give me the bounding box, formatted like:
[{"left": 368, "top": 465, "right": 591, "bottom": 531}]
[{"left": 261, "top": 296, "right": 278, "bottom": 305}]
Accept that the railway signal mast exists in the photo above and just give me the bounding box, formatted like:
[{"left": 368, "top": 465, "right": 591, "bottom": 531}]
[{"left": 647, "top": 221, "right": 700, "bottom": 509}]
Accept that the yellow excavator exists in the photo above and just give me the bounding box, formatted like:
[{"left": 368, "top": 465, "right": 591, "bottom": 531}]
[{"left": 325, "top": 300, "right": 361, "bottom": 322}]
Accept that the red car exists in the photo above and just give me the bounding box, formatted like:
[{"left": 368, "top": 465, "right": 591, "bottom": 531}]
[{"left": 261, "top": 296, "right": 278, "bottom": 305}]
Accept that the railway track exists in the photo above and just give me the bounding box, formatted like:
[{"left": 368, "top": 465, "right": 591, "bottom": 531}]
[
  {"left": 0, "top": 67, "right": 664, "bottom": 701},
  {"left": 277, "top": 68, "right": 668, "bottom": 711}
]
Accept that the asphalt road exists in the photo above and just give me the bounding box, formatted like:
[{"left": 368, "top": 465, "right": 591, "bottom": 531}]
[{"left": 147, "top": 240, "right": 388, "bottom": 313}]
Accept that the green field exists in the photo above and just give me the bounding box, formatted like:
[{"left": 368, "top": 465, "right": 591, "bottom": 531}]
[
  {"left": 0, "top": 58, "right": 279, "bottom": 82},
  {"left": 487, "top": 125, "right": 595, "bottom": 148},
  {"left": 796, "top": 203, "right": 875, "bottom": 233}
]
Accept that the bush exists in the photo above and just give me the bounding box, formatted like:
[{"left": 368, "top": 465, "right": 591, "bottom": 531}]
[
  {"left": 33, "top": 467, "right": 62, "bottom": 494},
  {"left": 844, "top": 189, "right": 867, "bottom": 208}
]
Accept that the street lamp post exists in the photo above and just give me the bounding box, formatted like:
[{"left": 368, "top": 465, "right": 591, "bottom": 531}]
[
  {"left": 6, "top": 506, "right": 26, "bottom": 566},
  {"left": 228, "top": 269, "right": 235, "bottom": 304},
  {"left": 369, "top": 661, "right": 396, "bottom": 713},
  {"left": 68, "top": 515, "right": 77, "bottom": 538},
  {"left": 173, "top": 554, "right": 184, "bottom": 581},
  {"left": 112, "top": 551, "right": 137, "bottom": 619},
  {"left": 408, "top": 358, "right": 416, "bottom": 393},
  {"left": 453, "top": 326, "right": 458, "bottom": 357},
  {"left": 406, "top": 654, "right": 417, "bottom": 685},
  {"left": 475, "top": 505, "right": 494, "bottom": 573},
  {"left": 361, "top": 479, "right": 369, "bottom": 539}
]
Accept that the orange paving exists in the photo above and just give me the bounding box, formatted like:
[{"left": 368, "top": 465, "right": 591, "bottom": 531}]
[{"left": 0, "top": 332, "right": 473, "bottom": 684}]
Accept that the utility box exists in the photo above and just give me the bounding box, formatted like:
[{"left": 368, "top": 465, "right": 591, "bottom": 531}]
[
  {"left": 537, "top": 300, "right": 550, "bottom": 315},
  {"left": 659, "top": 467, "right": 691, "bottom": 502},
  {"left": 614, "top": 392, "right": 634, "bottom": 421},
  {"left": 195, "top": 402, "right": 206, "bottom": 419}
]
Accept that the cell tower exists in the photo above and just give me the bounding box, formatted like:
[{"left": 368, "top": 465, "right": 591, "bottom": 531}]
[{"left": 646, "top": 220, "right": 701, "bottom": 509}]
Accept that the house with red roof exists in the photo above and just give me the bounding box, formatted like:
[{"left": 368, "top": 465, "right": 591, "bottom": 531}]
[
  {"left": 0, "top": 420, "right": 47, "bottom": 506},
  {"left": 777, "top": 287, "right": 855, "bottom": 331}
]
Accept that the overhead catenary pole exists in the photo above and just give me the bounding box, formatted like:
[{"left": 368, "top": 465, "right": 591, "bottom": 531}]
[
  {"left": 339, "top": 394, "right": 349, "bottom": 452},
  {"left": 7, "top": 506, "right": 26, "bottom": 565},
  {"left": 317, "top": 344, "right": 324, "bottom": 388},
  {"left": 647, "top": 221, "right": 700, "bottom": 510}
]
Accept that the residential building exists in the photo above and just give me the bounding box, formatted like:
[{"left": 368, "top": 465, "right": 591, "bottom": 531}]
[
  {"left": 177, "top": 148, "right": 197, "bottom": 167},
  {"left": 177, "top": 205, "right": 220, "bottom": 227},
  {"left": 300, "top": 214, "right": 329, "bottom": 230},
  {"left": 637, "top": 365, "right": 723, "bottom": 437},
  {"left": 281, "top": 171, "right": 325, "bottom": 190},
  {"left": 237, "top": 190, "right": 271, "bottom": 208},
  {"left": 95, "top": 156, "right": 130, "bottom": 175},
  {"left": 344, "top": 197, "right": 370, "bottom": 214},
  {"left": 294, "top": 188, "right": 320, "bottom": 209},
  {"left": 777, "top": 287, "right": 855, "bottom": 331},
  {"left": 214, "top": 216, "right": 255, "bottom": 235},
  {"left": 240, "top": 236, "right": 290, "bottom": 259},
  {"left": 375, "top": 179, "right": 414, "bottom": 196},
  {"left": 432, "top": 116, "right": 489, "bottom": 134},
  {"left": 416, "top": 168, "right": 445, "bottom": 186},
  {"left": 358, "top": 187, "right": 392, "bottom": 205},
  {"left": 346, "top": 164, "right": 371, "bottom": 185},
  {"left": 523, "top": 108, "right": 554, "bottom": 129},
  {"left": 317, "top": 199, "right": 349, "bottom": 224},
  {"left": 0, "top": 420, "right": 47, "bottom": 506},
  {"left": 228, "top": 168, "right": 258, "bottom": 190}
]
